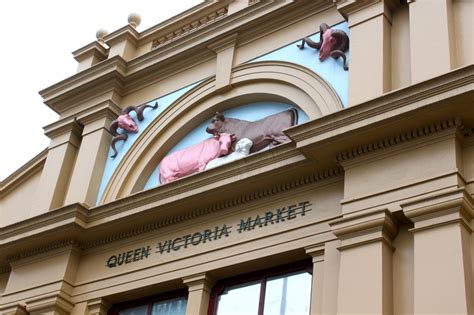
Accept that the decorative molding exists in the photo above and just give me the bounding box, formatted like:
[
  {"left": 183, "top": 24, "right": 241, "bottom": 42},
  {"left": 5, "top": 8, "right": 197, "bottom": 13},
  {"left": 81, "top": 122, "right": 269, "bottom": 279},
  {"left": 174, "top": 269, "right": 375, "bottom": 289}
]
[
  {"left": 0, "top": 303, "right": 28, "bottom": 315},
  {"left": 285, "top": 64, "right": 473, "bottom": 153},
  {"left": 0, "top": 167, "right": 342, "bottom": 263},
  {"left": 401, "top": 188, "right": 474, "bottom": 233},
  {"left": 6, "top": 239, "right": 80, "bottom": 263},
  {"left": 87, "top": 297, "right": 111, "bottom": 315},
  {"left": 330, "top": 208, "right": 398, "bottom": 251},
  {"left": 183, "top": 272, "right": 215, "bottom": 292},
  {"left": 336, "top": 118, "right": 462, "bottom": 163},
  {"left": 151, "top": 7, "right": 228, "bottom": 50},
  {"left": 305, "top": 244, "right": 325, "bottom": 263},
  {"left": 249, "top": 0, "right": 261, "bottom": 5},
  {"left": 26, "top": 292, "right": 74, "bottom": 315},
  {"left": 72, "top": 41, "right": 108, "bottom": 63},
  {"left": 84, "top": 167, "right": 343, "bottom": 249}
]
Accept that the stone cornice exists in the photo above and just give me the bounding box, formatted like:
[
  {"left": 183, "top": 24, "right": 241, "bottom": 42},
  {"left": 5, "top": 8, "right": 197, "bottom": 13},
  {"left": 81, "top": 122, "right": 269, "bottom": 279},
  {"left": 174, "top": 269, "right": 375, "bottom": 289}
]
[
  {"left": 39, "top": 56, "right": 127, "bottom": 114},
  {"left": 285, "top": 65, "right": 474, "bottom": 160},
  {"left": 151, "top": 7, "right": 228, "bottom": 50},
  {"left": 39, "top": 1, "right": 330, "bottom": 117},
  {"left": 104, "top": 25, "right": 139, "bottom": 47},
  {"left": 72, "top": 41, "right": 108, "bottom": 63},
  {"left": 0, "top": 149, "right": 47, "bottom": 197},
  {"left": 336, "top": 118, "right": 462, "bottom": 165},
  {"left": 0, "top": 163, "right": 343, "bottom": 263},
  {"left": 140, "top": 1, "right": 230, "bottom": 42},
  {"left": 335, "top": 0, "right": 399, "bottom": 21}
]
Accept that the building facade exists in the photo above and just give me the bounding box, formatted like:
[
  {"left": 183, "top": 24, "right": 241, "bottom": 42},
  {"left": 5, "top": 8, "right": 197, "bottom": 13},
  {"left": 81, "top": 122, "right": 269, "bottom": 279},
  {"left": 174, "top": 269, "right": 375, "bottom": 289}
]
[{"left": 0, "top": 0, "right": 473, "bottom": 314}]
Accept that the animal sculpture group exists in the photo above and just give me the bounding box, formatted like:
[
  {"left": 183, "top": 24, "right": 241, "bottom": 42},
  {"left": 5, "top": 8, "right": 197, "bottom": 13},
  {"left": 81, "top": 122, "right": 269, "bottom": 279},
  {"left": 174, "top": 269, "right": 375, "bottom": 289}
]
[
  {"left": 159, "top": 109, "right": 298, "bottom": 184},
  {"left": 297, "top": 23, "right": 349, "bottom": 70}
]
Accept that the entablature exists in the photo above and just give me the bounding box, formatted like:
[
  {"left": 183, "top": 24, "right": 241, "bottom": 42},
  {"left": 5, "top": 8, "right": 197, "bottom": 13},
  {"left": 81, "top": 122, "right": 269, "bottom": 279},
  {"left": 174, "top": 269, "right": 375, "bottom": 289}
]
[{"left": 39, "top": 0, "right": 337, "bottom": 117}]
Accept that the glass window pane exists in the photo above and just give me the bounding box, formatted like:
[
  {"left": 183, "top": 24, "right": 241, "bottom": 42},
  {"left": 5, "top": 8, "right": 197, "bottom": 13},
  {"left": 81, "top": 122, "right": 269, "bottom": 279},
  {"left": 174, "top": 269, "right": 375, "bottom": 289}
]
[
  {"left": 118, "top": 305, "right": 148, "bottom": 315},
  {"left": 263, "top": 271, "right": 312, "bottom": 315},
  {"left": 152, "top": 296, "right": 187, "bottom": 315},
  {"left": 216, "top": 281, "right": 261, "bottom": 315}
]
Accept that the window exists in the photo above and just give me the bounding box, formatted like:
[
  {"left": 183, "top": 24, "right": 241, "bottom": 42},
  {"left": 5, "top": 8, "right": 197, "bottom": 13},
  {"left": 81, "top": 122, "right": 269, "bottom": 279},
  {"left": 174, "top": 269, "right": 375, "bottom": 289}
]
[
  {"left": 108, "top": 289, "right": 187, "bottom": 315},
  {"left": 208, "top": 261, "right": 312, "bottom": 315}
]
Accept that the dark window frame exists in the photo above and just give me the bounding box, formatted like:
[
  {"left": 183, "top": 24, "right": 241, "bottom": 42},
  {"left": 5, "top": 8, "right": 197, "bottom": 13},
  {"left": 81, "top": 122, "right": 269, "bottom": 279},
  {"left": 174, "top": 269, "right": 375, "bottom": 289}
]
[
  {"left": 207, "top": 259, "right": 312, "bottom": 315},
  {"left": 108, "top": 288, "right": 188, "bottom": 315}
]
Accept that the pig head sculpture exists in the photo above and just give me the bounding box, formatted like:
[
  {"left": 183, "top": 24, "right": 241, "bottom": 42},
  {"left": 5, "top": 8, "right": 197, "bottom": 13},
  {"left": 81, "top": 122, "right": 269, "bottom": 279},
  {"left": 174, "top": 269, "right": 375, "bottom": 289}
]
[
  {"left": 109, "top": 102, "right": 158, "bottom": 158},
  {"left": 159, "top": 133, "right": 234, "bottom": 184},
  {"left": 297, "top": 23, "right": 349, "bottom": 70},
  {"left": 206, "top": 109, "right": 298, "bottom": 153}
]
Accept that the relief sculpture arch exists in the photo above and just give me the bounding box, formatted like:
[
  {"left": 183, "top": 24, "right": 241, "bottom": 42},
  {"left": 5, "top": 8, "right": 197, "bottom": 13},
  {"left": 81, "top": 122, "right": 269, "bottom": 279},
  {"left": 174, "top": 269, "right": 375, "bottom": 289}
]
[{"left": 99, "top": 61, "right": 343, "bottom": 204}]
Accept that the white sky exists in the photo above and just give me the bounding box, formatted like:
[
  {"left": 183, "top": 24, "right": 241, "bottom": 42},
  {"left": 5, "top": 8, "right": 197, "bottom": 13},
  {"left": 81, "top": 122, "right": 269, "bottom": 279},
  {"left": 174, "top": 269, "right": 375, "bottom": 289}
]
[{"left": 0, "top": 0, "right": 202, "bottom": 181}]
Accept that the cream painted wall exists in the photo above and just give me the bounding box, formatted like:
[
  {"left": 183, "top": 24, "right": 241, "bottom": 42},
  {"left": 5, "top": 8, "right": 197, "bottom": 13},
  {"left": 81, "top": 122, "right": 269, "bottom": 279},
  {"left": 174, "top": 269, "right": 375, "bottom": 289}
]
[
  {"left": 343, "top": 135, "right": 459, "bottom": 202},
  {"left": 391, "top": 2, "right": 411, "bottom": 90},
  {"left": 392, "top": 223, "right": 414, "bottom": 315},
  {"left": 453, "top": 0, "right": 474, "bottom": 68},
  {"left": 0, "top": 170, "right": 42, "bottom": 227}
]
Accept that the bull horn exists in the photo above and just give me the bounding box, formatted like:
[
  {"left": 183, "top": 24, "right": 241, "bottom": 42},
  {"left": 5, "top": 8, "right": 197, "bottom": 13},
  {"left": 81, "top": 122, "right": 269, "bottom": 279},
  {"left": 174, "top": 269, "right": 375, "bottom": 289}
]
[
  {"left": 110, "top": 134, "right": 128, "bottom": 158},
  {"left": 109, "top": 120, "right": 120, "bottom": 136},
  {"left": 121, "top": 105, "right": 138, "bottom": 115},
  {"left": 331, "top": 31, "right": 349, "bottom": 51},
  {"left": 136, "top": 101, "right": 159, "bottom": 121}
]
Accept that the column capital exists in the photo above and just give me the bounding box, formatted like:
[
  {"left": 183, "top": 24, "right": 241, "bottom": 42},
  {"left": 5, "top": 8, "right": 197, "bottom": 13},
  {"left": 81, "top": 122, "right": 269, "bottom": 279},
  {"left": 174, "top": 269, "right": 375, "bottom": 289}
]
[
  {"left": 402, "top": 188, "right": 473, "bottom": 233},
  {"left": 183, "top": 272, "right": 215, "bottom": 293},
  {"left": 87, "top": 297, "right": 111, "bottom": 315},
  {"left": 305, "top": 244, "right": 325, "bottom": 263},
  {"left": 44, "top": 119, "right": 83, "bottom": 148},
  {"left": 330, "top": 209, "right": 398, "bottom": 250},
  {"left": 336, "top": 0, "right": 398, "bottom": 22},
  {"left": 0, "top": 303, "right": 28, "bottom": 315},
  {"left": 26, "top": 292, "right": 74, "bottom": 315}
]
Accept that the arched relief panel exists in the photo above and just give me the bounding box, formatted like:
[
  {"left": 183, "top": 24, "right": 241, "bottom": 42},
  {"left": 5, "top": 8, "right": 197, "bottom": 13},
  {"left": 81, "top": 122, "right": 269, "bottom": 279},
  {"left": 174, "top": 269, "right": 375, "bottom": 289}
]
[{"left": 99, "top": 61, "right": 342, "bottom": 204}]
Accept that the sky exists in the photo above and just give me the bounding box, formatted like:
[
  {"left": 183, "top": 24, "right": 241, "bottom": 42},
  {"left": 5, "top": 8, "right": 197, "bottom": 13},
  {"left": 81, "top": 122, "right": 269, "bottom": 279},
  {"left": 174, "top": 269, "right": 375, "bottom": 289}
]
[{"left": 0, "top": 0, "right": 202, "bottom": 181}]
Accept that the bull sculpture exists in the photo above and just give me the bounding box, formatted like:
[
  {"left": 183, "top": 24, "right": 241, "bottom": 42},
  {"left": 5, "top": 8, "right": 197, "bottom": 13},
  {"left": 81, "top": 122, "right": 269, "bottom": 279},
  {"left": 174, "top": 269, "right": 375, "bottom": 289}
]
[
  {"left": 109, "top": 102, "right": 158, "bottom": 158},
  {"left": 297, "top": 23, "right": 349, "bottom": 70},
  {"left": 159, "top": 133, "right": 234, "bottom": 184},
  {"left": 206, "top": 109, "right": 298, "bottom": 153}
]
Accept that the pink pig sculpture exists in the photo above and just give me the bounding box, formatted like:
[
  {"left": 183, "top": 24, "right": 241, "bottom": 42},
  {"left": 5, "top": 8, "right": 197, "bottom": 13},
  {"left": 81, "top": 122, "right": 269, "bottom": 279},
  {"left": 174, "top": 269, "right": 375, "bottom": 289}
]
[{"left": 159, "top": 133, "right": 234, "bottom": 184}]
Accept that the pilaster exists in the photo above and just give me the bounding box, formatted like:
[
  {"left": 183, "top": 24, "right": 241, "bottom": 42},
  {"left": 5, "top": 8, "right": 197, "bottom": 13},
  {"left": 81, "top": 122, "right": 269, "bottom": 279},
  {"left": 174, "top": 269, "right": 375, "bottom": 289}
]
[
  {"left": 105, "top": 25, "right": 139, "bottom": 62},
  {"left": 403, "top": 188, "right": 473, "bottom": 315},
  {"left": 64, "top": 103, "right": 119, "bottom": 207},
  {"left": 208, "top": 34, "right": 238, "bottom": 92},
  {"left": 30, "top": 120, "right": 82, "bottom": 216},
  {"left": 305, "top": 244, "right": 325, "bottom": 315},
  {"left": 330, "top": 209, "right": 397, "bottom": 315},
  {"left": 408, "top": 0, "right": 456, "bottom": 83},
  {"left": 183, "top": 273, "right": 215, "bottom": 315},
  {"left": 337, "top": 0, "right": 397, "bottom": 105}
]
